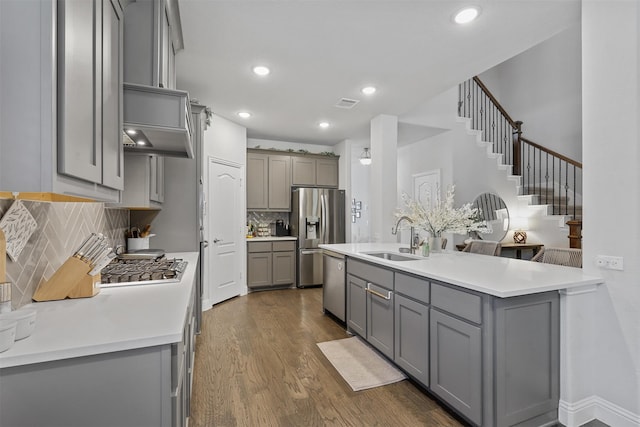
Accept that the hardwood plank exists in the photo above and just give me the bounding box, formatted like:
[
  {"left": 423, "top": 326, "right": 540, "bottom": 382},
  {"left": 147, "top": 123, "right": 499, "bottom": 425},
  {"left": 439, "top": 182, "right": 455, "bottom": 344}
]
[{"left": 190, "top": 288, "right": 464, "bottom": 427}]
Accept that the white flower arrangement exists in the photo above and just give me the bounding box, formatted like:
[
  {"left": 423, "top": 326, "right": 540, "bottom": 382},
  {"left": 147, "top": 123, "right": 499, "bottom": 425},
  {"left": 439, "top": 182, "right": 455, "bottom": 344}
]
[{"left": 396, "top": 185, "right": 488, "bottom": 237}]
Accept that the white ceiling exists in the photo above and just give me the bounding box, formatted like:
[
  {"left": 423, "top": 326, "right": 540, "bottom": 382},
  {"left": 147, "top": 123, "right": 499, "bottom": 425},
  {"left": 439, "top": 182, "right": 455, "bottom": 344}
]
[{"left": 176, "top": 0, "right": 580, "bottom": 146}]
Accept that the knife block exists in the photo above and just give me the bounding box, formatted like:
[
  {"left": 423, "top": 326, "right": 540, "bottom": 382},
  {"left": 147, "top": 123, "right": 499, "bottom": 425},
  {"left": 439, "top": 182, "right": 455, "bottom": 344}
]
[{"left": 32, "top": 256, "right": 100, "bottom": 302}]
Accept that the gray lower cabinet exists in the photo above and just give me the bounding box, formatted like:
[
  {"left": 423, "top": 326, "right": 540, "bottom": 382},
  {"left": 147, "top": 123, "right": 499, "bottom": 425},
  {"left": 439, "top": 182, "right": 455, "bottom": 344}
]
[
  {"left": 247, "top": 241, "right": 296, "bottom": 288},
  {"left": 429, "top": 282, "right": 560, "bottom": 427},
  {"left": 346, "top": 259, "right": 395, "bottom": 359},
  {"left": 346, "top": 274, "right": 367, "bottom": 337},
  {"left": 344, "top": 256, "right": 560, "bottom": 427},
  {"left": 366, "top": 281, "right": 394, "bottom": 359},
  {"left": 394, "top": 272, "right": 430, "bottom": 385},
  {"left": 430, "top": 307, "right": 482, "bottom": 424},
  {"left": 394, "top": 294, "right": 429, "bottom": 385},
  {"left": 0, "top": 287, "right": 196, "bottom": 427}
]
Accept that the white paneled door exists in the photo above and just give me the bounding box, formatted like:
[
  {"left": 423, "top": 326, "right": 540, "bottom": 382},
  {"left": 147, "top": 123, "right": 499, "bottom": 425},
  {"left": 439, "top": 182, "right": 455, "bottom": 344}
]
[{"left": 208, "top": 158, "right": 242, "bottom": 305}]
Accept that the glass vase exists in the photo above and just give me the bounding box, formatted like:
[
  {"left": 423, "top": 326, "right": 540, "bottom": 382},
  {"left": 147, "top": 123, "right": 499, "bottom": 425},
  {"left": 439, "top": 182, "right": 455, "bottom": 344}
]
[{"left": 429, "top": 235, "right": 442, "bottom": 252}]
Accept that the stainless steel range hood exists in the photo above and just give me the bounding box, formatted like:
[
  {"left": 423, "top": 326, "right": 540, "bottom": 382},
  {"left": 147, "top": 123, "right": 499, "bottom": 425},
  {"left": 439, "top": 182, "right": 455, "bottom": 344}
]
[{"left": 123, "top": 83, "right": 194, "bottom": 159}]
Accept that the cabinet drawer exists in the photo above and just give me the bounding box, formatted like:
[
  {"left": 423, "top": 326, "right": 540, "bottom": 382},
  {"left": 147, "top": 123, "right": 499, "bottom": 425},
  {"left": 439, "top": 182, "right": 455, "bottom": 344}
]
[
  {"left": 431, "top": 283, "right": 482, "bottom": 324},
  {"left": 272, "top": 241, "right": 295, "bottom": 252},
  {"left": 248, "top": 242, "right": 272, "bottom": 253},
  {"left": 395, "top": 273, "right": 430, "bottom": 304},
  {"left": 347, "top": 259, "right": 393, "bottom": 289}
]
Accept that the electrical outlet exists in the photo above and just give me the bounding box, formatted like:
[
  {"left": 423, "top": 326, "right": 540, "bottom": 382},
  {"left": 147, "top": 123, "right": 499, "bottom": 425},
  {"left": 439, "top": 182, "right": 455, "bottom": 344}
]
[{"left": 595, "top": 255, "right": 624, "bottom": 271}]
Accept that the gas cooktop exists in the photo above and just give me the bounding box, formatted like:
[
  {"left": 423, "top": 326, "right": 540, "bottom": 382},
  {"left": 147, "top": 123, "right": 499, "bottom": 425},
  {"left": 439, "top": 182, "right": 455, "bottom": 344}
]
[{"left": 99, "top": 257, "right": 188, "bottom": 288}]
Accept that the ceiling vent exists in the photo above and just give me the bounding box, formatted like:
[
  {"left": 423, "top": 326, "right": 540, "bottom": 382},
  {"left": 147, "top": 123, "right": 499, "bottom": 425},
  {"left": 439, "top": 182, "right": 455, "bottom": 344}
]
[{"left": 335, "top": 98, "right": 360, "bottom": 109}]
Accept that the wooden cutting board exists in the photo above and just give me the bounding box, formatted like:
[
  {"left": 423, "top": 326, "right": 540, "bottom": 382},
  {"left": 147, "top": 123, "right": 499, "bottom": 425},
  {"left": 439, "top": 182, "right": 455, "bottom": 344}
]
[{"left": 0, "top": 228, "right": 6, "bottom": 282}]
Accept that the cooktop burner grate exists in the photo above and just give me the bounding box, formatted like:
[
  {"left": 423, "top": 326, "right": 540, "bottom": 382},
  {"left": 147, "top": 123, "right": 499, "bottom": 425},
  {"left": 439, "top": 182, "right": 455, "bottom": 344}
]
[{"left": 99, "top": 256, "right": 188, "bottom": 287}]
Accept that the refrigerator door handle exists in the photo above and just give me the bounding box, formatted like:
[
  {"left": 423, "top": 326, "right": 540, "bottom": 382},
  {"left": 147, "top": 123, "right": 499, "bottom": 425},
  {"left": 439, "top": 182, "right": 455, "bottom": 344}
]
[{"left": 321, "top": 193, "right": 328, "bottom": 243}]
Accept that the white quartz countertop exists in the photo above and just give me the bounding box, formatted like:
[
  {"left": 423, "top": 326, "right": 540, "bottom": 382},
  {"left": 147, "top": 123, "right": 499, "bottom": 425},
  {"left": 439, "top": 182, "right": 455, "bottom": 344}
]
[
  {"left": 0, "top": 252, "right": 199, "bottom": 369},
  {"left": 319, "top": 243, "right": 603, "bottom": 298},
  {"left": 247, "top": 236, "right": 297, "bottom": 241}
]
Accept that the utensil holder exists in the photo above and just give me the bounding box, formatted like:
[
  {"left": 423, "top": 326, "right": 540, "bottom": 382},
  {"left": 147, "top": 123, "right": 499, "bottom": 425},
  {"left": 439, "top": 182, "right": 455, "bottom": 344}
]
[
  {"left": 32, "top": 256, "right": 100, "bottom": 302},
  {"left": 128, "top": 237, "right": 150, "bottom": 251}
]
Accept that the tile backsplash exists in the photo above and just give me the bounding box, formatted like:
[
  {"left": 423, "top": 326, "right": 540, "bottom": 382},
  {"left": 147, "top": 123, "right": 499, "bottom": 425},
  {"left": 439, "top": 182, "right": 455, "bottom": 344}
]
[
  {"left": 246, "top": 211, "right": 289, "bottom": 235},
  {"left": 0, "top": 199, "right": 128, "bottom": 308}
]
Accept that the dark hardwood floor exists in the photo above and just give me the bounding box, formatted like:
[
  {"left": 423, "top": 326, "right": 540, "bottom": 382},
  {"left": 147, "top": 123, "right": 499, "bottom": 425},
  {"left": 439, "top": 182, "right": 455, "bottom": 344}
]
[{"left": 190, "top": 287, "right": 464, "bottom": 427}]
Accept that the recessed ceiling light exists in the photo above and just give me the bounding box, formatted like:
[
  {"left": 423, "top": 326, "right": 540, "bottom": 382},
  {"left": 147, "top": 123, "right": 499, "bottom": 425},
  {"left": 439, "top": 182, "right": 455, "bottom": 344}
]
[
  {"left": 361, "top": 86, "right": 377, "bottom": 95},
  {"left": 252, "top": 65, "right": 270, "bottom": 76},
  {"left": 238, "top": 111, "right": 251, "bottom": 119},
  {"left": 454, "top": 6, "right": 480, "bottom": 24},
  {"left": 126, "top": 129, "right": 137, "bottom": 135},
  {"left": 318, "top": 122, "right": 330, "bottom": 129},
  {"left": 136, "top": 140, "right": 146, "bottom": 146}
]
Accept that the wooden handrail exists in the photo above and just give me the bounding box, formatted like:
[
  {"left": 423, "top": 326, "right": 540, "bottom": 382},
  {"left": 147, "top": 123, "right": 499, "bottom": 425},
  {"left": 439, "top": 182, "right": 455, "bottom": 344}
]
[
  {"left": 520, "top": 137, "right": 583, "bottom": 169},
  {"left": 459, "top": 76, "right": 583, "bottom": 221},
  {"left": 472, "top": 76, "right": 518, "bottom": 127}
]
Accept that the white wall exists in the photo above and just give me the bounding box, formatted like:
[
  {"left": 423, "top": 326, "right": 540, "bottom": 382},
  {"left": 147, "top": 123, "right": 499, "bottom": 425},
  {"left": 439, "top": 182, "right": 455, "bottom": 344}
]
[
  {"left": 347, "top": 138, "right": 371, "bottom": 243},
  {"left": 370, "top": 115, "right": 398, "bottom": 243},
  {"left": 479, "top": 25, "right": 582, "bottom": 162},
  {"left": 568, "top": 2, "right": 640, "bottom": 426},
  {"left": 209, "top": 116, "right": 248, "bottom": 166},
  {"left": 397, "top": 88, "right": 570, "bottom": 250}
]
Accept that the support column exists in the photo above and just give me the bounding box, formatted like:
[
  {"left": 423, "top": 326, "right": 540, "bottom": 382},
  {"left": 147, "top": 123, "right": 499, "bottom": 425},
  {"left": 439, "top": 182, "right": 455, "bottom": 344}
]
[{"left": 369, "top": 114, "right": 398, "bottom": 242}]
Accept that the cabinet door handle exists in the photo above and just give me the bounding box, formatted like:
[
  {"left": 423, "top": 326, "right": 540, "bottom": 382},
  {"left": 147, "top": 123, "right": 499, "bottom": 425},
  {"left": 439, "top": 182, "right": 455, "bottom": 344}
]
[{"left": 365, "top": 283, "right": 392, "bottom": 300}]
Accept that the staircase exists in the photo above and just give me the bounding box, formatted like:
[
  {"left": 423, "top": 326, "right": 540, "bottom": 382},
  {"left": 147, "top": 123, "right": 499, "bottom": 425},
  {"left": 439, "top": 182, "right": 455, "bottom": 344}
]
[{"left": 458, "top": 76, "right": 583, "bottom": 248}]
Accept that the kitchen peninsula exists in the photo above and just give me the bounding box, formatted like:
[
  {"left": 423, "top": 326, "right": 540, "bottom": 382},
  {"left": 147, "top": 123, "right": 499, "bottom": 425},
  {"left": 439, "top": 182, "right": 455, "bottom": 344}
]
[
  {"left": 0, "top": 252, "right": 199, "bottom": 427},
  {"left": 320, "top": 243, "right": 602, "bottom": 427}
]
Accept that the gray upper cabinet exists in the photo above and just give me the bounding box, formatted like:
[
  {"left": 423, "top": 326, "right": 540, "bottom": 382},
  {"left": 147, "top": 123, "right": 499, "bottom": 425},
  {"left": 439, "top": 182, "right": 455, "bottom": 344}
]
[
  {"left": 246, "top": 154, "right": 269, "bottom": 209},
  {"left": 291, "top": 156, "right": 316, "bottom": 186},
  {"left": 268, "top": 155, "right": 291, "bottom": 210},
  {"left": 121, "top": 154, "right": 164, "bottom": 208},
  {"left": 101, "top": 0, "right": 125, "bottom": 190},
  {"left": 316, "top": 158, "right": 339, "bottom": 187},
  {"left": 292, "top": 156, "right": 339, "bottom": 188},
  {"left": 149, "top": 155, "right": 165, "bottom": 203},
  {"left": 0, "top": 0, "right": 124, "bottom": 199},
  {"left": 123, "top": 0, "right": 180, "bottom": 89},
  {"left": 57, "top": 0, "right": 102, "bottom": 185},
  {"left": 58, "top": 0, "right": 124, "bottom": 191},
  {"left": 246, "top": 151, "right": 291, "bottom": 211}
]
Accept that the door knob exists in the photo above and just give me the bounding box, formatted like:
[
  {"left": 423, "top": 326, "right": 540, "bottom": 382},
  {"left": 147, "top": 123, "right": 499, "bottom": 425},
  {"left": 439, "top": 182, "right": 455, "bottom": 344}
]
[{"left": 213, "top": 238, "right": 222, "bottom": 243}]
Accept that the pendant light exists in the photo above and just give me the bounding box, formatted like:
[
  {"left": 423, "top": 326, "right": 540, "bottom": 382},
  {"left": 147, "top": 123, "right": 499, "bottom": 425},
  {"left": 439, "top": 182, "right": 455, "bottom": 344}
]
[{"left": 360, "top": 147, "right": 372, "bottom": 165}]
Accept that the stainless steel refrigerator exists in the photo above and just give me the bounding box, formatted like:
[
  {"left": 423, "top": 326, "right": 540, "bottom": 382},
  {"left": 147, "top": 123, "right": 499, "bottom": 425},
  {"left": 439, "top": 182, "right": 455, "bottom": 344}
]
[{"left": 290, "top": 188, "right": 345, "bottom": 288}]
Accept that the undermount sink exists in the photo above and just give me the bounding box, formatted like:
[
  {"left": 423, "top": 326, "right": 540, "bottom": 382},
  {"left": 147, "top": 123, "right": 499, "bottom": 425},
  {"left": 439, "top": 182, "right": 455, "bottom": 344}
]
[{"left": 362, "top": 251, "right": 421, "bottom": 262}]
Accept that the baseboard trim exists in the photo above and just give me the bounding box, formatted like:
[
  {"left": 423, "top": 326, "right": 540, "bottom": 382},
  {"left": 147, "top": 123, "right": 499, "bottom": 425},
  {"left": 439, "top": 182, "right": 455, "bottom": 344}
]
[{"left": 559, "top": 396, "right": 640, "bottom": 427}]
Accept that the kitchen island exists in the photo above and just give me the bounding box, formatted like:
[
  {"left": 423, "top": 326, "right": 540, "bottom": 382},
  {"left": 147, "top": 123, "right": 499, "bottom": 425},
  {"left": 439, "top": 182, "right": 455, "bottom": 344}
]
[
  {"left": 0, "top": 252, "right": 199, "bottom": 427},
  {"left": 320, "top": 243, "right": 602, "bottom": 427}
]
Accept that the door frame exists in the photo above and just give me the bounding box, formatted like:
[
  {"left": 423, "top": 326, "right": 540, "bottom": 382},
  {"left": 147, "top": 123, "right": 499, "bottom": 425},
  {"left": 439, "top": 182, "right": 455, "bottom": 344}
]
[{"left": 202, "top": 156, "right": 246, "bottom": 310}]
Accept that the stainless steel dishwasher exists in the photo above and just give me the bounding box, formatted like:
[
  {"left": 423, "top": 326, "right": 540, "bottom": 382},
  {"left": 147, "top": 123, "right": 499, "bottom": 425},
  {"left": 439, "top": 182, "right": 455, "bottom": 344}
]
[{"left": 322, "top": 250, "right": 346, "bottom": 322}]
